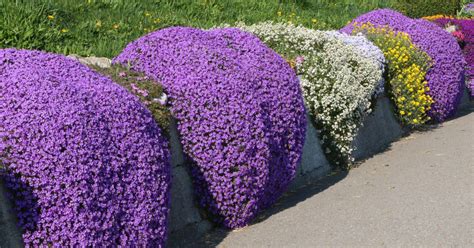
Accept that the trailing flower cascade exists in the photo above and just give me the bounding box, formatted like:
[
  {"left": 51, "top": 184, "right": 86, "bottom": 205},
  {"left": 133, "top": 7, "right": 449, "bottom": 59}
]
[
  {"left": 353, "top": 23, "right": 434, "bottom": 126},
  {"left": 425, "top": 16, "right": 474, "bottom": 97},
  {"left": 234, "top": 22, "right": 384, "bottom": 166},
  {"left": 0, "top": 49, "right": 171, "bottom": 246},
  {"left": 114, "top": 27, "right": 307, "bottom": 228},
  {"left": 342, "top": 9, "right": 466, "bottom": 122}
]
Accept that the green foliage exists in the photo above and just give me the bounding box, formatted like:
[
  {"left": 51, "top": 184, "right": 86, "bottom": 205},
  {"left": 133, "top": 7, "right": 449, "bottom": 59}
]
[
  {"left": 92, "top": 65, "right": 172, "bottom": 136},
  {"left": 0, "top": 0, "right": 463, "bottom": 57},
  {"left": 393, "top": 0, "right": 460, "bottom": 18}
]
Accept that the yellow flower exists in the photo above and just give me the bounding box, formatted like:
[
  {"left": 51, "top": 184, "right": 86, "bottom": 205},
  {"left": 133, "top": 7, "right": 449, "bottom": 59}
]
[
  {"left": 95, "top": 20, "right": 102, "bottom": 28},
  {"left": 112, "top": 24, "right": 120, "bottom": 29},
  {"left": 60, "top": 28, "right": 69, "bottom": 33},
  {"left": 413, "top": 119, "right": 418, "bottom": 124},
  {"left": 48, "top": 15, "right": 55, "bottom": 20},
  {"left": 312, "top": 18, "right": 317, "bottom": 24},
  {"left": 277, "top": 11, "right": 282, "bottom": 16},
  {"left": 144, "top": 12, "right": 151, "bottom": 17},
  {"left": 400, "top": 110, "right": 405, "bottom": 115},
  {"left": 154, "top": 18, "right": 161, "bottom": 24}
]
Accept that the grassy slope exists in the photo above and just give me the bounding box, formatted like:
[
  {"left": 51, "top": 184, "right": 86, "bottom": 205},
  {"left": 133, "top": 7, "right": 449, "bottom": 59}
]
[{"left": 0, "top": 0, "right": 460, "bottom": 58}]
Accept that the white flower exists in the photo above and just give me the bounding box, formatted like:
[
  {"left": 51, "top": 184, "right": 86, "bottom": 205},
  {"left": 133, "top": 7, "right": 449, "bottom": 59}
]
[
  {"left": 153, "top": 93, "right": 168, "bottom": 105},
  {"left": 444, "top": 24, "right": 457, "bottom": 33},
  {"left": 234, "top": 22, "right": 385, "bottom": 164}
]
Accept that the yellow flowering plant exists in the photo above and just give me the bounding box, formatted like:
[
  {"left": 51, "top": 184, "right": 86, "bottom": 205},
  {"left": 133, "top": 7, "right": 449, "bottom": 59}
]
[
  {"left": 422, "top": 14, "right": 474, "bottom": 21},
  {"left": 353, "top": 23, "right": 434, "bottom": 126}
]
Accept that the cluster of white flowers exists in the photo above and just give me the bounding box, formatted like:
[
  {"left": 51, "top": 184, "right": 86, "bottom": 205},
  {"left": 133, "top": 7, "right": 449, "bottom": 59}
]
[
  {"left": 326, "top": 31, "right": 386, "bottom": 95},
  {"left": 234, "top": 22, "right": 385, "bottom": 165}
]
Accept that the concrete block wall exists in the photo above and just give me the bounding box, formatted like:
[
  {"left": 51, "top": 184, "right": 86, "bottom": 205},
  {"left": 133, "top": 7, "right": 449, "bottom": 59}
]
[
  {"left": 352, "top": 96, "right": 405, "bottom": 161},
  {"left": 0, "top": 178, "right": 24, "bottom": 248}
]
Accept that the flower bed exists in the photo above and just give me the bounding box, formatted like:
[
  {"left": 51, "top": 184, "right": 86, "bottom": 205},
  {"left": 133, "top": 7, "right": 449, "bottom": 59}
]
[
  {"left": 353, "top": 24, "right": 434, "bottom": 126},
  {"left": 424, "top": 16, "right": 474, "bottom": 97},
  {"left": 114, "top": 27, "right": 307, "bottom": 229},
  {"left": 341, "top": 9, "right": 466, "bottom": 122},
  {"left": 235, "top": 22, "right": 384, "bottom": 166},
  {"left": 0, "top": 49, "right": 170, "bottom": 246}
]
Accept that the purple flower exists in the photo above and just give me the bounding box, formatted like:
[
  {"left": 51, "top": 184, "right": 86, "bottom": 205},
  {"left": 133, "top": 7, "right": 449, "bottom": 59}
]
[
  {"left": 466, "top": 3, "right": 474, "bottom": 12},
  {"left": 342, "top": 9, "right": 466, "bottom": 121},
  {"left": 0, "top": 49, "right": 171, "bottom": 247},
  {"left": 114, "top": 27, "right": 306, "bottom": 228},
  {"left": 430, "top": 17, "right": 474, "bottom": 97}
]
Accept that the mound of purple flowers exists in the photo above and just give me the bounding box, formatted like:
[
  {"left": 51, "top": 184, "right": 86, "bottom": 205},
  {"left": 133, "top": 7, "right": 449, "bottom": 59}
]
[
  {"left": 0, "top": 49, "right": 170, "bottom": 246},
  {"left": 114, "top": 27, "right": 306, "bottom": 228},
  {"left": 430, "top": 17, "right": 474, "bottom": 97},
  {"left": 341, "top": 9, "right": 466, "bottom": 121}
]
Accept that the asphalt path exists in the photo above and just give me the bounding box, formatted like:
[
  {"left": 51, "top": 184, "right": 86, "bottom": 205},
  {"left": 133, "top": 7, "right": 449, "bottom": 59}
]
[{"left": 200, "top": 107, "right": 473, "bottom": 247}]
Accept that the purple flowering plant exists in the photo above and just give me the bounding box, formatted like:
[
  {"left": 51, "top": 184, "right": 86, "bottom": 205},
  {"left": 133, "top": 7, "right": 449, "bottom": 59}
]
[
  {"left": 0, "top": 49, "right": 171, "bottom": 247},
  {"left": 114, "top": 27, "right": 307, "bottom": 228},
  {"left": 92, "top": 64, "right": 172, "bottom": 134},
  {"left": 429, "top": 17, "right": 474, "bottom": 97},
  {"left": 342, "top": 9, "right": 466, "bottom": 122}
]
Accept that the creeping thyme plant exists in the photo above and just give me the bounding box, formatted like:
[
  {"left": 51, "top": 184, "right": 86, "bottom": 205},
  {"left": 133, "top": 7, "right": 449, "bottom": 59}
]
[
  {"left": 353, "top": 23, "right": 434, "bottom": 126},
  {"left": 235, "top": 22, "right": 384, "bottom": 166}
]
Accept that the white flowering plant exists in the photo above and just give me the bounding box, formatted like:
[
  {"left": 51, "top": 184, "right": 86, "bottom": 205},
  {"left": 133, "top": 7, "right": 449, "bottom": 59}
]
[{"left": 233, "top": 22, "right": 385, "bottom": 166}]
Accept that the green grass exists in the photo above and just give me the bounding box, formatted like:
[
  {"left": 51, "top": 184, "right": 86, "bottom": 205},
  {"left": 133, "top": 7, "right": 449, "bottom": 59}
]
[{"left": 0, "top": 0, "right": 461, "bottom": 58}]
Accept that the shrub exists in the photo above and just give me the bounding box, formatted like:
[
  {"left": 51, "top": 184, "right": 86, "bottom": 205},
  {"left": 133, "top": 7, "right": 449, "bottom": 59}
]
[
  {"left": 235, "top": 22, "right": 384, "bottom": 166},
  {"left": 0, "top": 49, "right": 171, "bottom": 246},
  {"left": 394, "top": 0, "right": 460, "bottom": 18},
  {"left": 114, "top": 27, "right": 307, "bottom": 228},
  {"left": 341, "top": 9, "right": 466, "bottom": 122},
  {"left": 353, "top": 23, "right": 434, "bottom": 126}
]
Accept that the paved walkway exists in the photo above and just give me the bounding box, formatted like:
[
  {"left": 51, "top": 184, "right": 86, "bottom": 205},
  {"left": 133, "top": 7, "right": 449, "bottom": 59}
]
[{"left": 197, "top": 108, "right": 474, "bottom": 247}]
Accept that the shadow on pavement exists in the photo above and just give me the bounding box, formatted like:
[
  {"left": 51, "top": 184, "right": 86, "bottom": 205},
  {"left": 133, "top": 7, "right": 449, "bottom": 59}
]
[{"left": 187, "top": 169, "right": 349, "bottom": 248}]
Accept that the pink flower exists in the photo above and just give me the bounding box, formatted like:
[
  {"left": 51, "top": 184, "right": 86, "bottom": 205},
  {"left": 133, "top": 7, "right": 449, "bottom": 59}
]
[
  {"left": 295, "top": 56, "right": 305, "bottom": 64},
  {"left": 452, "top": 30, "right": 465, "bottom": 42}
]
